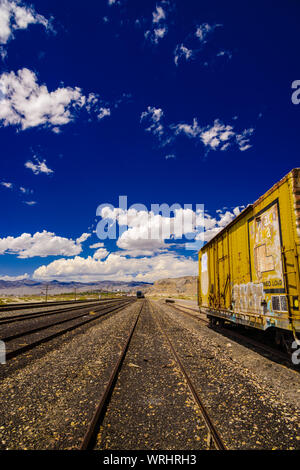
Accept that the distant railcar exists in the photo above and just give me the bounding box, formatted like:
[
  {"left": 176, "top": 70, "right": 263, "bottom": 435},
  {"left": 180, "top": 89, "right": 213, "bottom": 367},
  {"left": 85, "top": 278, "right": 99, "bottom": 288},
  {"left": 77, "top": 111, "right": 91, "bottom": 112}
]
[
  {"left": 198, "top": 168, "right": 300, "bottom": 352},
  {"left": 136, "top": 291, "right": 145, "bottom": 299}
]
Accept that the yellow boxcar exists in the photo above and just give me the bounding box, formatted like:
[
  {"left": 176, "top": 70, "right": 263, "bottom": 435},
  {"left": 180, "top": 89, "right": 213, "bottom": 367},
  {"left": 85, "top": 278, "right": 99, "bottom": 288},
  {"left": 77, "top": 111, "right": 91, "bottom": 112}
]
[{"left": 198, "top": 168, "right": 300, "bottom": 347}]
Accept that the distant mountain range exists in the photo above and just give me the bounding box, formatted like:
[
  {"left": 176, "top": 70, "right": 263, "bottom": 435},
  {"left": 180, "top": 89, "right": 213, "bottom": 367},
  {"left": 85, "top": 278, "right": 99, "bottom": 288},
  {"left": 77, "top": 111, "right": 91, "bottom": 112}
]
[{"left": 0, "top": 279, "right": 152, "bottom": 296}]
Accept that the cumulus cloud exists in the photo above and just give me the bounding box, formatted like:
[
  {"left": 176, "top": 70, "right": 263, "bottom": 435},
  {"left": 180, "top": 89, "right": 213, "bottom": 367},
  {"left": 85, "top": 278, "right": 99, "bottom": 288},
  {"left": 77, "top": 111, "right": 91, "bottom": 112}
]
[
  {"left": 23, "top": 200, "right": 36, "bottom": 206},
  {"left": 145, "top": 26, "right": 167, "bottom": 44},
  {"left": 29, "top": 204, "right": 245, "bottom": 281},
  {"left": 0, "top": 231, "right": 89, "bottom": 258},
  {"left": 1, "top": 181, "right": 12, "bottom": 188},
  {"left": 89, "top": 242, "right": 105, "bottom": 249},
  {"left": 174, "top": 44, "right": 193, "bottom": 66},
  {"left": 153, "top": 5, "right": 166, "bottom": 23},
  {"left": 145, "top": 1, "right": 169, "bottom": 44},
  {"left": 101, "top": 203, "right": 245, "bottom": 248},
  {"left": 33, "top": 252, "right": 197, "bottom": 282},
  {"left": 25, "top": 158, "right": 53, "bottom": 175},
  {"left": 97, "top": 204, "right": 203, "bottom": 257},
  {"left": 93, "top": 248, "right": 109, "bottom": 260},
  {"left": 217, "top": 50, "right": 232, "bottom": 60},
  {"left": 141, "top": 106, "right": 254, "bottom": 153},
  {"left": 140, "top": 106, "right": 168, "bottom": 143},
  {"left": 0, "top": 0, "right": 51, "bottom": 46},
  {"left": 76, "top": 233, "right": 91, "bottom": 244},
  {"left": 0, "top": 68, "right": 102, "bottom": 131},
  {"left": 196, "top": 206, "right": 245, "bottom": 242},
  {"left": 195, "top": 23, "right": 216, "bottom": 42},
  {"left": 98, "top": 107, "right": 111, "bottom": 120},
  {"left": 0, "top": 273, "right": 29, "bottom": 281},
  {"left": 174, "top": 23, "right": 227, "bottom": 67}
]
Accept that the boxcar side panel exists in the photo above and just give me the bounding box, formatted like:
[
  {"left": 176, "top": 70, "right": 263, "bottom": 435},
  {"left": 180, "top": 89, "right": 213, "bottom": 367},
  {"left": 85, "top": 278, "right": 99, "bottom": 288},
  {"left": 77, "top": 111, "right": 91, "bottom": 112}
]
[{"left": 199, "top": 169, "right": 300, "bottom": 335}]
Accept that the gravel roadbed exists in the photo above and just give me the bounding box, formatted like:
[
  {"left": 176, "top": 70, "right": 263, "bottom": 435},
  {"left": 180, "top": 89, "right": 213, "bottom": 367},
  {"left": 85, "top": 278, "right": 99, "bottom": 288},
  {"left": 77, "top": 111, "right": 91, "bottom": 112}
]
[
  {"left": 0, "top": 302, "right": 139, "bottom": 450},
  {"left": 0, "top": 299, "right": 116, "bottom": 319},
  {"left": 0, "top": 300, "right": 128, "bottom": 342},
  {"left": 156, "top": 301, "right": 300, "bottom": 449},
  {"left": 96, "top": 301, "right": 209, "bottom": 450}
]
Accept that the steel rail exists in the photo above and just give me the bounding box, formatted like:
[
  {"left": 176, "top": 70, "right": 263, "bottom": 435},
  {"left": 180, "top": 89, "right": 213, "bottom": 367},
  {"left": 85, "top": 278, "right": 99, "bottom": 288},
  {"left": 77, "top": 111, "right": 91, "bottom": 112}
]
[
  {"left": 0, "top": 299, "right": 124, "bottom": 325},
  {"left": 0, "top": 298, "right": 115, "bottom": 312},
  {"left": 150, "top": 302, "right": 226, "bottom": 450},
  {"left": 1, "top": 300, "right": 131, "bottom": 342},
  {"left": 4, "top": 300, "right": 134, "bottom": 361},
  {"left": 80, "top": 301, "right": 144, "bottom": 450},
  {"left": 167, "top": 302, "right": 208, "bottom": 324}
]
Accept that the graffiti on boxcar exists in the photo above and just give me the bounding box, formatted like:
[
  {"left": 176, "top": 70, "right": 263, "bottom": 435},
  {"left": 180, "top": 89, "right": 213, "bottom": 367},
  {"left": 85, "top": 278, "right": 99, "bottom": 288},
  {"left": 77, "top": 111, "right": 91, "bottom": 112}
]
[
  {"left": 232, "top": 282, "right": 264, "bottom": 314},
  {"left": 249, "top": 203, "right": 284, "bottom": 284}
]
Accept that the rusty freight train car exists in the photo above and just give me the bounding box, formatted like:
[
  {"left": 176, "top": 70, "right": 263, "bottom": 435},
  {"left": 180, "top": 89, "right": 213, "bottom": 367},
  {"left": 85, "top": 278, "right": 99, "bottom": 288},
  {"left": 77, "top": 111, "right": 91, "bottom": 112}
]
[{"left": 198, "top": 168, "right": 300, "bottom": 351}]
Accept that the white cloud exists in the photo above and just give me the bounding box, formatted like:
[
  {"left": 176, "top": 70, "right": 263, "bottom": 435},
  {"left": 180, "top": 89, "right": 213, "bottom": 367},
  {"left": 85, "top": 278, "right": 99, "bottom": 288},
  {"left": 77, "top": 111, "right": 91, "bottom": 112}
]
[
  {"left": 0, "top": 0, "right": 50, "bottom": 46},
  {"left": 19, "top": 186, "right": 33, "bottom": 195},
  {"left": 0, "top": 68, "right": 100, "bottom": 131},
  {"left": 145, "top": 26, "right": 167, "bottom": 44},
  {"left": 29, "top": 205, "right": 245, "bottom": 281},
  {"left": 174, "top": 23, "right": 226, "bottom": 67},
  {"left": 25, "top": 158, "right": 53, "bottom": 175},
  {"left": 89, "top": 242, "right": 105, "bottom": 249},
  {"left": 93, "top": 248, "right": 109, "bottom": 260},
  {"left": 98, "top": 107, "right": 111, "bottom": 120},
  {"left": 196, "top": 206, "right": 245, "bottom": 242},
  {"left": 153, "top": 5, "right": 166, "bottom": 23},
  {"left": 33, "top": 252, "right": 197, "bottom": 282},
  {"left": 172, "top": 118, "right": 201, "bottom": 138},
  {"left": 1, "top": 181, "right": 12, "bottom": 188},
  {"left": 98, "top": 205, "right": 200, "bottom": 255},
  {"left": 174, "top": 44, "right": 193, "bottom": 66},
  {"left": 142, "top": 107, "right": 254, "bottom": 153},
  {"left": 217, "top": 50, "right": 232, "bottom": 60},
  {"left": 117, "top": 229, "right": 167, "bottom": 254},
  {"left": 76, "top": 233, "right": 91, "bottom": 244},
  {"left": 140, "top": 106, "right": 165, "bottom": 138},
  {"left": 235, "top": 128, "right": 254, "bottom": 151},
  {"left": 145, "top": 1, "right": 169, "bottom": 44},
  {"left": 0, "top": 273, "right": 29, "bottom": 281},
  {"left": 23, "top": 200, "right": 36, "bottom": 206},
  {"left": 195, "top": 23, "right": 214, "bottom": 42},
  {"left": 0, "top": 231, "right": 86, "bottom": 258}
]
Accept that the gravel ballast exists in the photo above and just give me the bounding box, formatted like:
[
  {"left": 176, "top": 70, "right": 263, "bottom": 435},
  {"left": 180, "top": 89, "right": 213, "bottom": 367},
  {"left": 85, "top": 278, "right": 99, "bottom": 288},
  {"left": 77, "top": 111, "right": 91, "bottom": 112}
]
[
  {"left": 0, "top": 301, "right": 139, "bottom": 449},
  {"left": 155, "top": 300, "right": 300, "bottom": 449}
]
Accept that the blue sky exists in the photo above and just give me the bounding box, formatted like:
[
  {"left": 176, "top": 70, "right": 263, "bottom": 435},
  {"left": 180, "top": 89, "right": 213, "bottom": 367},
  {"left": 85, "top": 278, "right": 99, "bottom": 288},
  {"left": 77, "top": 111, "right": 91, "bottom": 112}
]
[{"left": 0, "top": 0, "right": 299, "bottom": 282}]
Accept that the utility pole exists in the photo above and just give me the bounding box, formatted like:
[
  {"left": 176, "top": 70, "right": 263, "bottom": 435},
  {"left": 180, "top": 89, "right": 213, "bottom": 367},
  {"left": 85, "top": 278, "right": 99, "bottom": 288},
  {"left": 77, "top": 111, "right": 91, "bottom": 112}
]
[
  {"left": 41, "top": 284, "right": 50, "bottom": 303},
  {"left": 74, "top": 288, "right": 77, "bottom": 301}
]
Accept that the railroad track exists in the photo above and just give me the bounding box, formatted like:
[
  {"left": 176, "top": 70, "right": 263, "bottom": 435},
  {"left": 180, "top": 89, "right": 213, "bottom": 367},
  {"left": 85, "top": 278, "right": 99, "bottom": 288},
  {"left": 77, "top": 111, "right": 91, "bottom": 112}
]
[
  {"left": 80, "top": 300, "right": 226, "bottom": 450},
  {"left": 166, "top": 301, "right": 296, "bottom": 368},
  {"left": 0, "top": 298, "right": 115, "bottom": 313},
  {"left": 2, "top": 299, "right": 134, "bottom": 361},
  {"left": 150, "top": 302, "right": 226, "bottom": 450},
  {"left": 80, "top": 300, "right": 143, "bottom": 450},
  {"left": 0, "top": 298, "right": 121, "bottom": 325}
]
